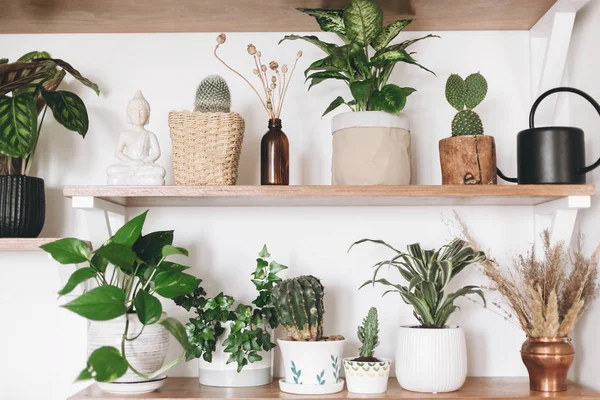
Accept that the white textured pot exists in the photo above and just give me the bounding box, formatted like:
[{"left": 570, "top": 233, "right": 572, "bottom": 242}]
[
  {"left": 198, "top": 324, "right": 273, "bottom": 387},
  {"left": 395, "top": 326, "right": 467, "bottom": 393},
  {"left": 331, "top": 111, "right": 411, "bottom": 185},
  {"left": 87, "top": 313, "right": 170, "bottom": 383},
  {"left": 343, "top": 357, "right": 391, "bottom": 394},
  {"left": 278, "top": 338, "right": 345, "bottom": 394}
]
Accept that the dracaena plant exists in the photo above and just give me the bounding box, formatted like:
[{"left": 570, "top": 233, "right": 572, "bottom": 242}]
[
  {"left": 0, "top": 51, "right": 99, "bottom": 175},
  {"left": 41, "top": 211, "right": 199, "bottom": 383},
  {"left": 350, "top": 238, "right": 486, "bottom": 328},
  {"left": 175, "top": 245, "right": 287, "bottom": 372},
  {"left": 280, "top": 0, "right": 438, "bottom": 116}
]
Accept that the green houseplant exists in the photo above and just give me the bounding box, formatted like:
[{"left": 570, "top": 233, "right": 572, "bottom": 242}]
[
  {"left": 0, "top": 51, "right": 98, "bottom": 237},
  {"left": 41, "top": 211, "right": 197, "bottom": 390},
  {"left": 350, "top": 237, "right": 485, "bottom": 392},
  {"left": 175, "top": 245, "right": 287, "bottom": 387},
  {"left": 281, "top": 0, "right": 438, "bottom": 186},
  {"left": 439, "top": 72, "right": 497, "bottom": 185}
]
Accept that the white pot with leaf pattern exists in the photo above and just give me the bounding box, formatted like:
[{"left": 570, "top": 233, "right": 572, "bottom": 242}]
[
  {"left": 277, "top": 338, "right": 346, "bottom": 394},
  {"left": 343, "top": 357, "right": 391, "bottom": 393}
]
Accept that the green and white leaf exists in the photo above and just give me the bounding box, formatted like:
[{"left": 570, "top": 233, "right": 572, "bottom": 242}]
[
  {"left": 41, "top": 89, "right": 89, "bottom": 137},
  {"left": 343, "top": 0, "right": 383, "bottom": 46},
  {"left": 370, "top": 84, "right": 407, "bottom": 113},
  {"left": 0, "top": 93, "right": 37, "bottom": 158},
  {"left": 298, "top": 8, "right": 346, "bottom": 36},
  {"left": 370, "top": 19, "right": 411, "bottom": 51},
  {"left": 279, "top": 35, "right": 336, "bottom": 54}
]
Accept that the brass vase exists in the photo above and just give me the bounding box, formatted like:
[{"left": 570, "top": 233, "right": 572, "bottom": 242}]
[{"left": 521, "top": 337, "right": 574, "bottom": 392}]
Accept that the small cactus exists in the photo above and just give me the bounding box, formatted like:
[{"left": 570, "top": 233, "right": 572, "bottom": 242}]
[
  {"left": 357, "top": 307, "right": 379, "bottom": 358},
  {"left": 446, "top": 72, "right": 487, "bottom": 136},
  {"left": 194, "top": 74, "right": 231, "bottom": 113},
  {"left": 271, "top": 275, "right": 324, "bottom": 341}
]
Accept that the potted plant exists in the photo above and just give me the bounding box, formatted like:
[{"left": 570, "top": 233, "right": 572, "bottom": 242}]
[
  {"left": 350, "top": 238, "right": 486, "bottom": 393},
  {"left": 0, "top": 51, "right": 98, "bottom": 237},
  {"left": 272, "top": 275, "right": 346, "bottom": 395},
  {"left": 41, "top": 211, "right": 197, "bottom": 394},
  {"left": 343, "top": 307, "right": 391, "bottom": 394},
  {"left": 174, "top": 245, "right": 287, "bottom": 387},
  {"left": 439, "top": 72, "right": 497, "bottom": 185},
  {"left": 457, "top": 217, "right": 600, "bottom": 392},
  {"left": 281, "top": 0, "right": 438, "bottom": 185}
]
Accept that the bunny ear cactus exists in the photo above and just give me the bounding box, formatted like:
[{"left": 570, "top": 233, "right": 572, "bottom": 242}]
[
  {"left": 357, "top": 307, "right": 379, "bottom": 358},
  {"left": 446, "top": 72, "right": 488, "bottom": 137},
  {"left": 194, "top": 74, "right": 231, "bottom": 113}
]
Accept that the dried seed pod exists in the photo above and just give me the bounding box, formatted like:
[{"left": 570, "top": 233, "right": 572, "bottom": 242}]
[
  {"left": 257, "top": 51, "right": 262, "bottom": 58},
  {"left": 247, "top": 44, "right": 257, "bottom": 55},
  {"left": 261, "top": 65, "right": 267, "bottom": 72},
  {"left": 253, "top": 69, "right": 259, "bottom": 75},
  {"left": 269, "top": 61, "right": 279, "bottom": 70},
  {"left": 271, "top": 76, "right": 277, "bottom": 83},
  {"left": 216, "top": 33, "right": 226, "bottom": 44},
  {"left": 271, "top": 83, "right": 277, "bottom": 89},
  {"left": 282, "top": 65, "right": 289, "bottom": 73},
  {"left": 297, "top": 50, "right": 303, "bottom": 58}
]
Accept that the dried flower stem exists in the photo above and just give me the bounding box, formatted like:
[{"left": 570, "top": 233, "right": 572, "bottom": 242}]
[{"left": 278, "top": 57, "right": 299, "bottom": 119}]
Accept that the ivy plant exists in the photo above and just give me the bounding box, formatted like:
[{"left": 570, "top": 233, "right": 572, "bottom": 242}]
[
  {"left": 41, "top": 210, "right": 198, "bottom": 382},
  {"left": 350, "top": 238, "right": 486, "bottom": 328},
  {"left": 0, "top": 51, "right": 99, "bottom": 175},
  {"left": 175, "top": 245, "right": 287, "bottom": 372},
  {"left": 280, "top": 0, "right": 438, "bottom": 116}
]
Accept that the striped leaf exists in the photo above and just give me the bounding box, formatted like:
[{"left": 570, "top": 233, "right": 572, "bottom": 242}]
[
  {"left": 0, "top": 93, "right": 38, "bottom": 158},
  {"left": 0, "top": 61, "right": 56, "bottom": 96},
  {"left": 343, "top": 0, "right": 383, "bottom": 46},
  {"left": 41, "top": 89, "right": 89, "bottom": 137},
  {"left": 39, "top": 58, "right": 100, "bottom": 96}
]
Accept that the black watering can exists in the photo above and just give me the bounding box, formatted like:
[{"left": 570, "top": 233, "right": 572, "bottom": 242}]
[{"left": 497, "top": 87, "right": 600, "bottom": 184}]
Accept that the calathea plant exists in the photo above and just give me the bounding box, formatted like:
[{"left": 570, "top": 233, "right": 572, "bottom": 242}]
[
  {"left": 446, "top": 72, "right": 488, "bottom": 136},
  {"left": 0, "top": 51, "right": 99, "bottom": 175},
  {"left": 41, "top": 211, "right": 198, "bottom": 382},
  {"left": 280, "top": 0, "right": 438, "bottom": 116},
  {"left": 175, "top": 245, "right": 287, "bottom": 372},
  {"left": 350, "top": 238, "right": 487, "bottom": 328}
]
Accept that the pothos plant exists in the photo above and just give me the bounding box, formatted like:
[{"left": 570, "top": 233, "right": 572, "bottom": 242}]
[
  {"left": 41, "top": 211, "right": 199, "bottom": 382},
  {"left": 0, "top": 51, "right": 99, "bottom": 175},
  {"left": 350, "top": 238, "right": 486, "bottom": 328},
  {"left": 175, "top": 245, "right": 287, "bottom": 372},
  {"left": 280, "top": 0, "right": 438, "bottom": 116}
]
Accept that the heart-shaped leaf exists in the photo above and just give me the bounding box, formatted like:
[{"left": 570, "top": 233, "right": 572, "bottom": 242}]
[
  {"left": 62, "top": 285, "right": 127, "bottom": 321},
  {"left": 41, "top": 89, "right": 89, "bottom": 137},
  {"left": 78, "top": 346, "right": 128, "bottom": 382},
  {"left": 40, "top": 238, "right": 91, "bottom": 264},
  {"left": 160, "top": 317, "right": 189, "bottom": 349},
  {"left": 110, "top": 211, "right": 147, "bottom": 247},
  {"left": 154, "top": 271, "right": 200, "bottom": 299},
  {"left": 343, "top": 0, "right": 383, "bottom": 46},
  {"left": 94, "top": 243, "right": 136, "bottom": 271},
  {"left": 162, "top": 245, "right": 189, "bottom": 258},
  {"left": 134, "top": 230, "right": 174, "bottom": 265},
  {"left": 58, "top": 267, "right": 97, "bottom": 296},
  {"left": 134, "top": 290, "right": 163, "bottom": 325},
  {"left": 0, "top": 93, "right": 37, "bottom": 158}
]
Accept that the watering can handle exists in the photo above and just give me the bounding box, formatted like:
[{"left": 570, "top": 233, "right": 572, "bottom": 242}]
[{"left": 530, "top": 87, "right": 600, "bottom": 174}]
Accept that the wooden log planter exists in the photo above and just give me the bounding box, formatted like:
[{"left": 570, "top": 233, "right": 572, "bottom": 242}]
[{"left": 439, "top": 135, "right": 497, "bottom": 185}]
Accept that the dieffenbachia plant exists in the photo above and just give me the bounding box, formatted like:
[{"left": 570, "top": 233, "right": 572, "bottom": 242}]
[
  {"left": 0, "top": 51, "right": 99, "bottom": 175},
  {"left": 350, "top": 238, "right": 487, "bottom": 328},
  {"left": 280, "top": 0, "right": 438, "bottom": 116},
  {"left": 41, "top": 211, "right": 198, "bottom": 382}
]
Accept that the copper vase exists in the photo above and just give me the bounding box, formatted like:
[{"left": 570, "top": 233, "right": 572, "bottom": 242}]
[
  {"left": 521, "top": 337, "right": 574, "bottom": 392},
  {"left": 260, "top": 119, "right": 289, "bottom": 185}
]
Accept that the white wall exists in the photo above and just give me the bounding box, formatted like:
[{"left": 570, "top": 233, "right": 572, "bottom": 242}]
[
  {"left": 0, "top": 30, "right": 541, "bottom": 399},
  {"left": 566, "top": 0, "right": 600, "bottom": 391}
]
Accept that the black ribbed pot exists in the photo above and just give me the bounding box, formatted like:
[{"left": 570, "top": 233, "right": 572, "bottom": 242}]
[{"left": 0, "top": 175, "right": 45, "bottom": 238}]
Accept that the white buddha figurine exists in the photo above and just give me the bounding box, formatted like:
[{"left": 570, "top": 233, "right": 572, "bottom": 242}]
[{"left": 107, "top": 90, "right": 165, "bottom": 185}]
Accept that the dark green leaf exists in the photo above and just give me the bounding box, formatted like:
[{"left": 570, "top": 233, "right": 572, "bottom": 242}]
[
  {"left": 298, "top": 8, "right": 346, "bottom": 36},
  {"left": 134, "top": 230, "right": 174, "bottom": 265},
  {"left": 162, "top": 244, "right": 189, "bottom": 258},
  {"left": 160, "top": 317, "right": 189, "bottom": 349},
  {"left": 134, "top": 290, "right": 163, "bottom": 325},
  {"left": 58, "top": 267, "right": 97, "bottom": 296},
  {"left": 110, "top": 211, "right": 147, "bottom": 247},
  {"left": 377, "top": 34, "right": 440, "bottom": 56},
  {"left": 0, "top": 93, "right": 37, "bottom": 158},
  {"left": 343, "top": 0, "right": 383, "bottom": 46},
  {"left": 350, "top": 79, "right": 375, "bottom": 106},
  {"left": 370, "top": 84, "right": 407, "bottom": 113},
  {"left": 17, "top": 51, "right": 52, "bottom": 63},
  {"left": 38, "top": 58, "right": 100, "bottom": 95},
  {"left": 279, "top": 35, "right": 336, "bottom": 54},
  {"left": 81, "top": 346, "right": 127, "bottom": 382},
  {"left": 304, "top": 46, "right": 350, "bottom": 77},
  {"left": 159, "top": 261, "right": 190, "bottom": 273},
  {"left": 90, "top": 254, "right": 109, "bottom": 274},
  {"left": 154, "top": 271, "right": 200, "bottom": 298},
  {"left": 306, "top": 71, "right": 349, "bottom": 90},
  {"left": 41, "top": 238, "right": 91, "bottom": 264},
  {"left": 62, "top": 286, "right": 127, "bottom": 321},
  {"left": 76, "top": 368, "right": 93, "bottom": 381},
  {"left": 0, "top": 59, "right": 8, "bottom": 65},
  {"left": 41, "top": 89, "right": 89, "bottom": 137},
  {"left": 371, "top": 20, "right": 411, "bottom": 51},
  {"left": 94, "top": 243, "right": 136, "bottom": 271},
  {"left": 322, "top": 96, "right": 347, "bottom": 117}
]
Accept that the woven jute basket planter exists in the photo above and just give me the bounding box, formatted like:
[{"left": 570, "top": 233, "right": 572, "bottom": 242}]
[{"left": 169, "top": 111, "right": 245, "bottom": 185}]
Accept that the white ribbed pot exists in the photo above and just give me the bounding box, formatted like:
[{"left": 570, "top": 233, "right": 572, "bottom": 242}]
[
  {"left": 198, "top": 324, "right": 273, "bottom": 387},
  {"left": 343, "top": 357, "right": 391, "bottom": 394},
  {"left": 331, "top": 111, "right": 411, "bottom": 185},
  {"left": 87, "top": 313, "right": 170, "bottom": 383},
  {"left": 395, "top": 326, "right": 467, "bottom": 393}
]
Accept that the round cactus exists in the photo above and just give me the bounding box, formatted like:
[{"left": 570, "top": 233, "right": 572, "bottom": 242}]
[
  {"left": 271, "top": 275, "right": 324, "bottom": 341},
  {"left": 452, "top": 110, "right": 484, "bottom": 136},
  {"left": 464, "top": 72, "right": 488, "bottom": 109},
  {"left": 194, "top": 75, "right": 231, "bottom": 113}
]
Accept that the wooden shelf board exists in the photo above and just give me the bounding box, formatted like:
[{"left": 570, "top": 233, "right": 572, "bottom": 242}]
[
  {"left": 0, "top": 238, "right": 89, "bottom": 252},
  {"left": 69, "top": 377, "right": 600, "bottom": 400},
  {"left": 1, "top": 0, "right": 556, "bottom": 33},
  {"left": 63, "top": 185, "right": 595, "bottom": 208}
]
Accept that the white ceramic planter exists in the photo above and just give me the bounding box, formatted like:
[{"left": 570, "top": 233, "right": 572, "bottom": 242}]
[
  {"left": 343, "top": 357, "right": 391, "bottom": 394},
  {"left": 277, "top": 338, "right": 346, "bottom": 394},
  {"left": 331, "top": 111, "right": 411, "bottom": 185},
  {"left": 395, "top": 326, "right": 467, "bottom": 393},
  {"left": 87, "top": 313, "right": 170, "bottom": 383},
  {"left": 198, "top": 324, "right": 273, "bottom": 387}
]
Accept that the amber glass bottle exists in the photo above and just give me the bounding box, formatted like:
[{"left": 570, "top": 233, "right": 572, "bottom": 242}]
[{"left": 260, "top": 119, "right": 289, "bottom": 185}]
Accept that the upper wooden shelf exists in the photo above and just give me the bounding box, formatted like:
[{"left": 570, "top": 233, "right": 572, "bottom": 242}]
[
  {"left": 1, "top": 0, "right": 556, "bottom": 34},
  {"left": 62, "top": 185, "right": 595, "bottom": 208},
  {"left": 69, "top": 377, "right": 600, "bottom": 400}
]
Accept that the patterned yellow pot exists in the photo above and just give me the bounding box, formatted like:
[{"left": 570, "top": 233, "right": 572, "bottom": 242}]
[{"left": 343, "top": 357, "right": 391, "bottom": 394}]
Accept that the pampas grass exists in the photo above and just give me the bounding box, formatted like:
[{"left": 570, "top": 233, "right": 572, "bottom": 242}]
[{"left": 455, "top": 212, "right": 599, "bottom": 338}]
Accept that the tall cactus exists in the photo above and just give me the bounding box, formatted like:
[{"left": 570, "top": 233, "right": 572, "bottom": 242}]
[
  {"left": 271, "top": 275, "right": 324, "bottom": 341},
  {"left": 357, "top": 307, "right": 379, "bottom": 358},
  {"left": 194, "top": 74, "right": 231, "bottom": 113},
  {"left": 446, "top": 72, "right": 488, "bottom": 136}
]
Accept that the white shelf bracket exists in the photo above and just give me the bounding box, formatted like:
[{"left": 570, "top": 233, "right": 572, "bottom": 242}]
[
  {"left": 71, "top": 196, "right": 127, "bottom": 249},
  {"left": 534, "top": 195, "right": 591, "bottom": 249}
]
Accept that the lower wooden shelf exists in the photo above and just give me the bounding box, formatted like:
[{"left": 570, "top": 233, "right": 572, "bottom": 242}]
[
  {"left": 0, "top": 238, "right": 90, "bottom": 252},
  {"left": 69, "top": 377, "right": 600, "bottom": 400}
]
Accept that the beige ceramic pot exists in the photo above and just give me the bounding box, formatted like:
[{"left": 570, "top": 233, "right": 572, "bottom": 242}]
[{"left": 439, "top": 135, "right": 497, "bottom": 185}]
